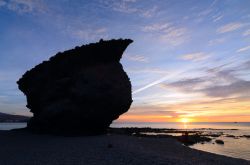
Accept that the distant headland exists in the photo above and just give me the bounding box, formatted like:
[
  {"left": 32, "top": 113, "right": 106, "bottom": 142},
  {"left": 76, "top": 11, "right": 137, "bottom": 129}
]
[{"left": 0, "top": 112, "right": 30, "bottom": 123}]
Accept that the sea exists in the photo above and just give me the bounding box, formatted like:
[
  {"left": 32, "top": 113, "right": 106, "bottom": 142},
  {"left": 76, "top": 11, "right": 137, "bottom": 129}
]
[
  {"left": 1, "top": 122, "right": 250, "bottom": 161},
  {"left": 111, "top": 122, "right": 250, "bottom": 161}
]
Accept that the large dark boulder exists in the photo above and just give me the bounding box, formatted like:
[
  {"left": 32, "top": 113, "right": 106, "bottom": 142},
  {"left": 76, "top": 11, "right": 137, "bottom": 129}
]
[{"left": 17, "top": 39, "right": 133, "bottom": 134}]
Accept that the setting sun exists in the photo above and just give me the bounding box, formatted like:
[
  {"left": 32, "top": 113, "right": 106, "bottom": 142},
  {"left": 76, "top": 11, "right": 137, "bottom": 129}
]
[{"left": 179, "top": 118, "right": 191, "bottom": 123}]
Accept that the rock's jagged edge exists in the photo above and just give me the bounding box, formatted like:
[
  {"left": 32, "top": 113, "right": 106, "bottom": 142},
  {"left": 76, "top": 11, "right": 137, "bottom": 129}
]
[{"left": 17, "top": 39, "right": 133, "bottom": 135}]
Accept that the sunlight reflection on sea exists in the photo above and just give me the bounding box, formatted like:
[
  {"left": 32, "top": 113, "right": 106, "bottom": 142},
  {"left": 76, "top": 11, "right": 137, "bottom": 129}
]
[{"left": 112, "top": 122, "right": 250, "bottom": 161}]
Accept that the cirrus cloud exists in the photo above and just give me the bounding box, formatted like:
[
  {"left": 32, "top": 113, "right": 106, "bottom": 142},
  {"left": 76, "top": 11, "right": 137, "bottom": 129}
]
[
  {"left": 243, "top": 29, "right": 250, "bottom": 36},
  {"left": 237, "top": 45, "right": 250, "bottom": 53},
  {"left": 142, "top": 22, "right": 188, "bottom": 46},
  {"left": 0, "top": 0, "right": 46, "bottom": 14},
  {"left": 124, "top": 54, "right": 149, "bottom": 63},
  {"left": 217, "top": 22, "right": 244, "bottom": 33},
  {"left": 180, "top": 52, "right": 210, "bottom": 62},
  {"left": 101, "top": 0, "right": 158, "bottom": 18}
]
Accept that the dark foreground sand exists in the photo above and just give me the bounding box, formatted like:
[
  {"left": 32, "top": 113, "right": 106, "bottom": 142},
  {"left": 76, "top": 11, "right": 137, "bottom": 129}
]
[{"left": 0, "top": 130, "right": 249, "bottom": 165}]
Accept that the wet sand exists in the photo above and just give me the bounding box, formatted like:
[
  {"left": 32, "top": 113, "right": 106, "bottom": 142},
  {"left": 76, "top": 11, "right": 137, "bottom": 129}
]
[{"left": 0, "top": 130, "right": 249, "bottom": 165}]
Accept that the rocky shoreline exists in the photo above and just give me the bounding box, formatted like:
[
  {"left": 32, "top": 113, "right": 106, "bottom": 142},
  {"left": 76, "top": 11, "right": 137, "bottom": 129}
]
[
  {"left": 109, "top": 127, "right": 250, "bottom": 145},
  {"left": 0, "top": 129, "right": 249, "bottom": 165}
]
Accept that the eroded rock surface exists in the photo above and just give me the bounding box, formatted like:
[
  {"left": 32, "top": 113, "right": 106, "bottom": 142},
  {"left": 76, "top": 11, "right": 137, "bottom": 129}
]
[{"left": 17, "top": 39, "right": 133, "bottom": 134}]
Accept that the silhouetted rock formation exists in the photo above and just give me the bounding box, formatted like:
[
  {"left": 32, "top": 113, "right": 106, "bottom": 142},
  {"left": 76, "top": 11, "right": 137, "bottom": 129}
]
[{"left": 17, "top": 39, "right": 133, "bottom": 134}]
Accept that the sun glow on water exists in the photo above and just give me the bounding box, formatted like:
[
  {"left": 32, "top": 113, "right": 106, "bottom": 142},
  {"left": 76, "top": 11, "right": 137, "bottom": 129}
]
[
  {"left": 180, "top": 118, "right": 190, "bottom": 123},
  {"left": 179, "top": 118, "right": 191, "bottom": 129}
]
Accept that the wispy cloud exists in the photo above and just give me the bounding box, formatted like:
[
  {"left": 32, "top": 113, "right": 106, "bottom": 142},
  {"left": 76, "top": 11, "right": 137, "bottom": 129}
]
[
  {"left": 160, "top": 27, "right": 187, "bottom": 46},
  {"left": 161, "top": 77, "right": 250, "bottom": 99},
  {"left": 240, "top": 60, "right": 250, "bottom": 70},
  {"left": 213, "top": 14, "right": 223, "bottom": 22},
  {"left": 217, "top": 22, "right": 244, "bottom": 33},
  {"left": 180, "top": 52, "right": 210, "bottom": 61},
  {"left": 243, "top": 29, "right": 250, "bottom": 36},
  {"left": 101, "top": 0, "right": 158, "bottom": 18},
  {"left": 160, "top": 64, "right": 250, "bottom": 99},
  {"left": 127, "top": 68, "right": 168, "bottom": 74},
  {"left": 237, "top": 45, "right": 250, "bottom": 53},
  {"left": 110, "top": 0, "right": 137, "bottom": 13},
  {"left": 192, "top": 0, "right": 217, "bottom": 23},
  {"left": 140, "top": 6, "right": 158, "bottom": 18},
  {"left": 142, "top": 22, "right": 188, "bottom": 46},
  {"left": 160, "top": 78, "right": 208, "bottom": 93},
  {"left": 125, "top": 54, "right": 148, "bottom": 63},
  {"left": 201, "top": 80, "right": 250, "bottom": 98},
  {"left": 208, "top": 38, "right": 225, "bottom": 46},
  {"left": 70, "top": 28, "right": 108, "bottom": 41},
  {"left": 142, "top": 23, "right": 170, "bottom": 32},
  {"left": 118, "top": 96, "right": 250, "bottom": 122},
  {"left": 206, "top": 68, "right": 239, "bottom": 84},
  {"left": 0, "top": 0, "right": 46, "bottom": 14}
]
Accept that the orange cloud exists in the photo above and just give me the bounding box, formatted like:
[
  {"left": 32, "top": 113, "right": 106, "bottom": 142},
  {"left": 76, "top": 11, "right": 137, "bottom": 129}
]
[{"left": 116, "top": 97, "right": 250, "bottom": 123}]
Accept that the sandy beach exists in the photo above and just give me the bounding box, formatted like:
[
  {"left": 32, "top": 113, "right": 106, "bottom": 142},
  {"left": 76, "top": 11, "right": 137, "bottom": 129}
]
[{"left": 0, "top": 130, "right": 249, "bottom": 165}]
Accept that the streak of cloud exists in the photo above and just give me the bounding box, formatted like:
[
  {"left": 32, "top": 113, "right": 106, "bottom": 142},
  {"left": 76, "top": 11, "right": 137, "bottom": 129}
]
[
  {"left": 217, "top": 22, "right": 244, "bottom": 33},
  {"left": 213, "top": 14, "right": 223, "bottom": 22},
  {"left": 125, "top": 54, "right": 148, "bottom": 63},
  {"left": 101, "top": 0, "right": 158, "bottom": 18},
  {"left": 243, "top": 29, "right": 250, "bottom": 36},
  {"left": 142, "top": 22, "right": 188, "bottom": 46},
  {"left": 132, "top": 70, "right": 183, "bottom": 94},
  {"left": 0, "top": 0, "right": 47, "bottom": 13},
  {"left": 132, "top": 75, "right": 170, "bottom": 94},
  {"left": 180, "top": 52, "right": 210, "bottom": 62},
  {"left": 237, "top": 45, "right": 250, "bottom": 53},
  {"left": 71, "top": 28, "right": 108, "bottom": 41}
]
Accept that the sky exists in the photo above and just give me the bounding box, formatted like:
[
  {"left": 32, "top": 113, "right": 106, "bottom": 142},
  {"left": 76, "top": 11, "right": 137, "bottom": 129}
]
[{"left": 0, "top": 0, "right": 250, "bottom": 122}]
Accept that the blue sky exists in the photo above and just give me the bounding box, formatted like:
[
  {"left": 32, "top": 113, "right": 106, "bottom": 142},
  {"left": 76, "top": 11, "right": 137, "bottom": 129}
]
[{"left": 0, "top": 0, "right": 250, "bottom": 121}]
